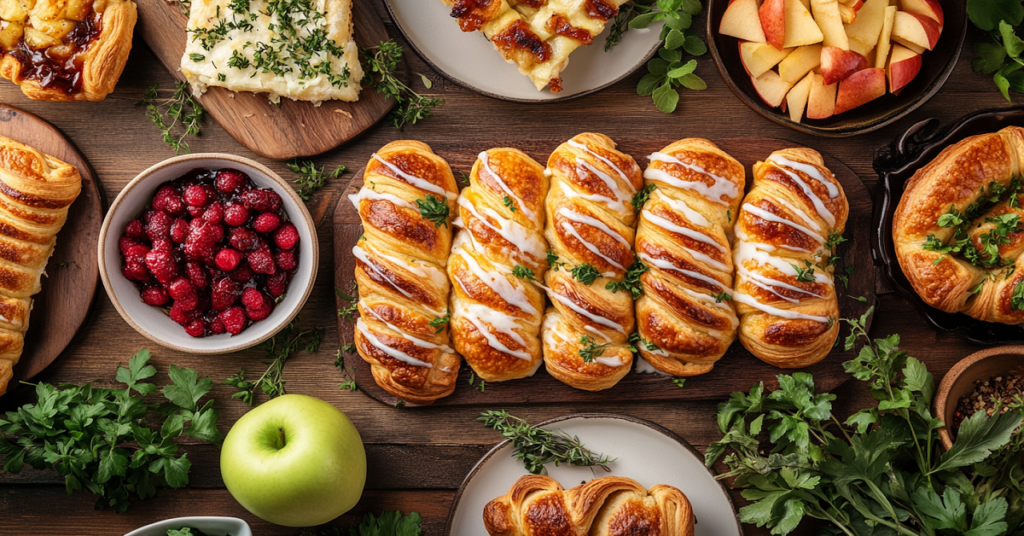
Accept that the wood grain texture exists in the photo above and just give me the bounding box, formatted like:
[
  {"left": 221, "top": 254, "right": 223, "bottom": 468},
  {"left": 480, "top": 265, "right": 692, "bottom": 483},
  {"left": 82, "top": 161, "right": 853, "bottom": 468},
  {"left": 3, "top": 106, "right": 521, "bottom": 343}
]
[
  {"left": 0, "top": 105, "right": 102, "bottom": 386},
  {"left": 133, "top": 0, "right": 394, "bottom": 160},
  {"left": 334, "top": 138, "right": 873, "bottom": 407}
]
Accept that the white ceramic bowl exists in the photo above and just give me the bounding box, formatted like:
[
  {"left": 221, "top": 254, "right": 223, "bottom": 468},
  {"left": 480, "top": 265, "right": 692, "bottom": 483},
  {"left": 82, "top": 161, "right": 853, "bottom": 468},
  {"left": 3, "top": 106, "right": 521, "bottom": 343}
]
[
  {"left": 98, "top": 154, "right": 319, "bottom": 354},
  {"left": 125, "top": 516, "right": 252, "bottom": 536}
]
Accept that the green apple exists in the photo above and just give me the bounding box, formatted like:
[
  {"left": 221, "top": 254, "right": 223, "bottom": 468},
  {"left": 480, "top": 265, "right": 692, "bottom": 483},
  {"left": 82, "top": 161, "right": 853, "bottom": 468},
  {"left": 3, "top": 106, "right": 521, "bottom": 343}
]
[{"left": 220, "top": 394, "right": 366, "bottom": 527}]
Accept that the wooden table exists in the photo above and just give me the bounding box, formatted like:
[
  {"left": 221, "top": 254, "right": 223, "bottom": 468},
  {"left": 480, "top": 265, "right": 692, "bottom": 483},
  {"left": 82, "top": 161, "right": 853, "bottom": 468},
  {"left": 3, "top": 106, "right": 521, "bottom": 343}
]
[{"left": 0, "top": 5, "right": 1009, "bottom": 534}]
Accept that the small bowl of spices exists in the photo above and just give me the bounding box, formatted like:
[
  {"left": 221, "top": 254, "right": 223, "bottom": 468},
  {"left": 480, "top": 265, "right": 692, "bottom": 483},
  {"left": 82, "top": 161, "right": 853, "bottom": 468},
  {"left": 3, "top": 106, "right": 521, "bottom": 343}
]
[{"left": 934, "top": 346, "right": 1024, "bottom": 451}]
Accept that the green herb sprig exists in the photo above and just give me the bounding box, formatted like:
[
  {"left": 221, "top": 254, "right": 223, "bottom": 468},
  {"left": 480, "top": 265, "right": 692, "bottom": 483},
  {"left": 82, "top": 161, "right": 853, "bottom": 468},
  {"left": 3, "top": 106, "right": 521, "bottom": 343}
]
[
  {"left": 361, "top": 40, "right": 443, "bottom": 130},
  {"left": 606, "top": 256, "right": 648, "bottom": 299},
  {"left": 302, "top": 511, "right": 423, "bottom": 536},
  {"left": 138, "top": 82, "right": 204, "bottom": 154},
  {"left": 288, "top": 159, "right": 346, "bottom": 200},
  {"left": 969, "top": 0, "right": 1024, "bottom": 102},
  {"left": 224, "top": 322, "right": 322, "bottom": 405},
  {"left": 337, "top": 284, "right": 359, "bottom": 322},
  {"left": 479, "top": 411, "right": 615, "bottom": 475},
  {"left": 579, "top": 335, "right": 609, "bottom": 363},
  {"left": 416, "top": 195, "right": 449, "bottom": 227},
  {"left": 631, "top": 183, "right": 657, "bottom": 209},
  {"left": 571, "top": 263, "right": 601, "bottom": 285},
  {"left": 430, "top": 310, "right": 451, "bottom": 334}
]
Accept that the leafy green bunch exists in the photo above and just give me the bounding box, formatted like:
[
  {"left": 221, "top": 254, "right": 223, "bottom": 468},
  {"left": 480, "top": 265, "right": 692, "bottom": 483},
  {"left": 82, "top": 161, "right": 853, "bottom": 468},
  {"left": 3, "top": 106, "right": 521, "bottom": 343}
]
[
  {"left": 969, "top": 0, "right": 1024, "bottom": 102},
  {"left": 0, "top": 350, "right": 222, "bottom": 513},
  {"left": 706, "top": 306, "right": 1024, "bottom": 535}
]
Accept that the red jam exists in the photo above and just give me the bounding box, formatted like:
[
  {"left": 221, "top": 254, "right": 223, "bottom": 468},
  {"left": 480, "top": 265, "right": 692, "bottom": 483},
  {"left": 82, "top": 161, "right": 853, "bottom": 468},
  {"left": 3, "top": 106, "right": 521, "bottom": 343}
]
[{"left": 4, "top": 9, "right": 102, "bottom": 94}]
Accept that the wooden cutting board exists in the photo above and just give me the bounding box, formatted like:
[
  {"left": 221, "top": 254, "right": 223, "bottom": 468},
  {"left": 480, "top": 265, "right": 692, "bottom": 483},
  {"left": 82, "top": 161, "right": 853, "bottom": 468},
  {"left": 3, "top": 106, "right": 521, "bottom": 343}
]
[
  {"left": 0, "top": 105, "right": 103, "bottom": 389},
  {"left": 134, "top": 0, "right": 393, "bottom": 160},
  {"left": 334, "top": 138, "right": 874, "bottom": 407}
]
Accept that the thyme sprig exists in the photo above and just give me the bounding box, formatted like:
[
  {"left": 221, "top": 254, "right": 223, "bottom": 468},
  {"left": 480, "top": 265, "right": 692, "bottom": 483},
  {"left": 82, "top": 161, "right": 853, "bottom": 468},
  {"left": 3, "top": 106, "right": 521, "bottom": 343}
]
[
  {"left": 224, "top": 322, "right": 322, "bottom": 405},
  {"left": 288, "top": 159, "right": 346, "bottom": 200},
  {"left": 479, "top": 411, "right": 615, "bottom": 475},
  {"left": 138, "top": 82, "right": 204, "bottom": 154},
  {"left": 361, "top": 40, "right": 443, "bottom": 130}
]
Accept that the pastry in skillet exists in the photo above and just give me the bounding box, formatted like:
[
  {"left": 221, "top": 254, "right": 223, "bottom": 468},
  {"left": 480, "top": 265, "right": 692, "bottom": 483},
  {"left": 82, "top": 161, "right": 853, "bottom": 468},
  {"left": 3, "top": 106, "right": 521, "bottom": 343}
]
[
  {"left": 542, "top": 133, "right": 643, "bottom": 391},
  {"left": 635, "top": 139, "right": 745, "bottom": 377},
  {"left": 0, "top": 0, "right": 136, "bottom": 101},
  {"left": 732, "top": 148, "right": 848, "bottom": 368},
  {"left": 449, "top": 148, "right": 550, "bottom": 382},
  {"left": 484, "top": 474, "right": 695, "bottom": 536},
  {"left": 0, "top": 135, "right": 82, "bottom": 396},
  {"left": 350, "top": 141, "right": 461, "bottom": 405}
]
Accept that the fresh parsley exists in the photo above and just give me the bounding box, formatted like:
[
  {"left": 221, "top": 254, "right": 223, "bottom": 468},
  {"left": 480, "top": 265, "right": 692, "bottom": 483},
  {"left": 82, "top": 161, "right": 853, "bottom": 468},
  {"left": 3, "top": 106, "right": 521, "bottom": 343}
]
[
  {"left": 631, "top": 183, "right": 657, "bottom": 209},
  {"left": 288, "top": 159, "right": 346, "bottom": 201},
  {"left": 605, "top": 256, "right": 648, "bottom": 299},
  {"left": 301, "top": 510, "right": 423, "bottom": 536},
  {"left": 628, "top": 331, "right": 660, "bottom": 352},
  {"left": 673, "top": 378, "right": 686, "bottom": 388},
  {"left": 791, "top": 259, "right": 816, "bottom": 283},
  {"left": 1012, "top": 278, "right": 1024, "bottom": 310},
  {"left": 969, "top": 0, "right": 1024, "bottom": 102},
  {"left": 361, "top": 40, "right": 443, "bottom": 130},
  {"left": 571, "top": 263, "right": 601, "bottom": 285},
  {"left": 579, "top": 335, "right": 609, "bottom": 363},
  {"left": 430, "top": 310, "right": 451, "bottom": 334},
  {"left": 547, "top": 250, "right": 564, "bottom": 272},
  {"left": 479, "top": 410, "right": 614, "bottom": 475},
  {"left": 503, "top": 195, "right": 517, "bottom": 212},
  {"left": 712, "top": 291, "right": 731, "bottom": 303},
  {"left": 512, "top": 264, "right": 538, "bottom": 281},
  {"left": 224, "top": 322, "right": 322, "bottom": 405},
  {"left": 415, "top": 195, "right": 449, "bottom": 227},
  {"left": 625, "top": 0, "right": 708, "bottom": 113},
  {"left": 138, "top": 82, "right": 204, "bottom": 154}
]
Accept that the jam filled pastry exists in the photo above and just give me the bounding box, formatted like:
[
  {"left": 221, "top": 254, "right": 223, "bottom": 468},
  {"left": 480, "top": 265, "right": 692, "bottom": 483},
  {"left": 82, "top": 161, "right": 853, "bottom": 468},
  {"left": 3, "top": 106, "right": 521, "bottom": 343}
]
[
  {"left": 0, "top": 136, "right": 82, "bottom": 395},
  {"left": 449, "top": 148, "right": 550, "bottom": 382},
  {"left": 542, "top": 133, "right": 643, "bottom": 391},
  {"left": 0, "top": 0, "right": 136, "bottom": 101},
  {"left": 732, "top": 148, "right": 848, "bottom": 368},
  {"left": 634, "top": 139, "right": 745, "bottom": 377},
  {"left": 484, "top": 475, "right": 695, "bottom": 536},
  {"left": 349, "top": 141, "right": 461, "bottom": 404}
]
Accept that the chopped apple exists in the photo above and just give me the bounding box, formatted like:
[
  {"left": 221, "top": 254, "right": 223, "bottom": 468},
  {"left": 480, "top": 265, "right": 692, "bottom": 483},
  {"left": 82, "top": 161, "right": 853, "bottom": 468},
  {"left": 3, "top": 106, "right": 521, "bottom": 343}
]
[
  {"left": 844, "top": 0, "right": 888, "bottom": 54},
  {"left": 841, "top": 0, "right": 863, "bottom": 9},
  {"left": 875, "top": 5, "right": 897, "bottom": 68},
  {"left": 811, "top": 0, "right": 850, "bottom": 49},
  {"left": 760, "top": 0, "right": 787, "bottom": 49},
  {"left": 752, "top": 70, "right": 796, "bottom": 107},
  {"left": 891, "top": 11, "right": 940, "bottom": 52},
  {"left": 65, "top": 0, "right": 87, "bottom": 20},
  {"left": 901, "top": 0, "right": 943, "bottom": 27},
  {"left": 22, "top": 26, "right": 58, "bottom": 49},
  {"left": 0, "top": 21, "right": 23, "bottom": 51},
  {"left": 784, "top": 0, "right": 824, "bottom": 47},
  {"left": 787, "top": 71, "right": 816, "bottom": 122},
  {"left": 839, "top": 4, "right": 856, "bottom": 24},
  {"left": 740, "top": 41, "right": 794, "bottom": 78},
  {"left": 721, "top": 0, "right": 767, "bottom": 43},
  {"left": 887, "top": 44, "right": 921, "bottom": 95},
  {"left": 821, "top": 46, "right": 868, "bottom": 85},
  {"left": 779, "top": 44, "right": 822, "bottom": 83},
  {"left": 835, "top": 67, "right": 886, "bottom": 114},
  {"left": 0, "top": 0, "right": 25, "bottom": 22},
  {"left": 807, "top": 73, "right": 838, "bottom": 118}
]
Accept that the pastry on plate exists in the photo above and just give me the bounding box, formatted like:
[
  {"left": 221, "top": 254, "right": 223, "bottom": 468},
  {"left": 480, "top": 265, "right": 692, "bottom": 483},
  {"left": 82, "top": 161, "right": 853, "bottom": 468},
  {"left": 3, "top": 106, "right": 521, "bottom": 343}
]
[
  {"left": 350, "top": 141, "right": 460, "bottom": 404},
  {"left": 732, "top": 148, "right": 848, "bottom": 368},
  {"left": 0, "top": 0, "right": 137, "bottom": 101},
  {"left": 181, "top": 0, "right": 363, "bottom": 105},
  {"left": 635, "top": 139, "right": 744, "bottom": 377},
  {"left": 484, "top": 474, "right": 695, "bottom": 536},
  {"left": 441, "top": 0, "right": 629, "bottom": 92},
  {"left": 542, "top": 133, "right": 642, "bottom": 391},
  {"left": 0, "top": 136, "right": 82, "bottom": 395},
  {"left": 449, "top": 148, "right": 549, "bottom": 382}
]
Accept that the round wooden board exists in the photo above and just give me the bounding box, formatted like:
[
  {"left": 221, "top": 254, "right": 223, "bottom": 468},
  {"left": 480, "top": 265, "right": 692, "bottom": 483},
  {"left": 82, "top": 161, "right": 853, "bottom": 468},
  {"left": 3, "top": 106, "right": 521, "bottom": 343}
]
[
  {"left": 0, "top": 105, "right": 103, "bottom": 387},
  {"left": 334, "top": 138, "right": 873, "bottom": 407}
]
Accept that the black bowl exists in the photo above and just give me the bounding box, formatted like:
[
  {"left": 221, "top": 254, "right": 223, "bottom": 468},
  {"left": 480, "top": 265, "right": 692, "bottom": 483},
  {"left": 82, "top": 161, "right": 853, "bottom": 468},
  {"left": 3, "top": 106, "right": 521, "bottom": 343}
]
[
  {"left": 706, "top": 0, "right": 967, "bottom": 137},
  {"left": 871, "top": 106, "right": 1024, "bottom": 344}
]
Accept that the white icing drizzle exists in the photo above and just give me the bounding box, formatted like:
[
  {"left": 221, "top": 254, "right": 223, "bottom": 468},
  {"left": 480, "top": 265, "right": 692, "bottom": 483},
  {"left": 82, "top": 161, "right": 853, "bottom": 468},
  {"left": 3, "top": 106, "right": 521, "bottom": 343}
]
[
  {"left": 557, "top": 208, "right": 630, "bottom": 247},
  {"left": 773, "top": 196, "right": 821, "bottom": 231},
  {"left": 456, "top": 197, "right": 546, "bottom": 261},
  {"left": 642, "top": 210, "right": 724, "bottom": 251},
  {"left": 373, "top": 249, "right": 448, "bottom": 291},
  {"left": 348, "top": 188, "right": 416, "bottom": 211},
  {"left": 567, "top": 139, "right": 635, "bottom": 191},
  {"left": 634, "top": 354, "right": 670, "bottom": 375},
  {"left": 454, "top": 300, "right": 532, "bottom": 360},
  {"left": 679, "top": 286, "right": 734, "bottom": 314},
  {"left": 372, "top": 153, "right": 457, "bottom": 201},
  {"left": 734, "top": 242, "right": 833, "bottom": 286},
  {"left": 765, "top": 159, "right": 836, "bottom": 227},
  {"left": 561, "top": 222, "right": 625, "bottom": 273},
  {"left": 639, "top": 251, "right": 731, "bottom": 292},
  {"left": 732, "top": 292, "right": 830, "bottom": 323},
  {"left": 738, "top": 266, "right": 824, "bottom": 301},
  {"left": 362, "top": 303, "right": 454, "bottom": 353},
  {"left": 585, "top": 325, "right": 612, "bottom": 342},
  {"left": 564, "top": 184, "right": 628, "bottom": 214},
  {"left": 479, "top": 151, "right": 536, "bottom": 220},
  {"left": 357, "top": 318, "right": 434, "bottom": 368},
  {"left": 741, "top": 203, "right": 826, "bottom": 245},
  {"left": 645, "top": 152, "right": 739, "bottom": 204},
  {"left": 594, "top": 355, "right": 626, "bottom": 367},
  {"left": 768, "top": 155, "right": 839, "bottom": 198},
  {"left": 547, "top": 289, "right": 626, "bottom": 334},
  {"left": 654, "top": 190, "right": 709, "bottom": 227},
  {"left": 452, "top": 237, "right": 539, "bottom": 316},
  {"left": 353, "top": 245, "right": 413, "bottom": 299}
]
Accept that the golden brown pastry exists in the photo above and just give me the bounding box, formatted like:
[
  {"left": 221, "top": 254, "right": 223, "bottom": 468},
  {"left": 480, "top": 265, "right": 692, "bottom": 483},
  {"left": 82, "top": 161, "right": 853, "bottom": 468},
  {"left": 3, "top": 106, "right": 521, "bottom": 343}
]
[
  {"left": 449, "top": 148, "right": 550, "bottom": 382},
  {"left": 484, "top": 474, "right": 695, "bottom": 536},
  {"left": 635, "top": 139, "right": 745, "bottom": 377},
  {"left": 542, "top": 133, "right": 642, "bottom": 391},
  {"left": 350, "top": 141, "right": 461, "bottom": 405},
  {"left": 0, "top": 0, "right": 136, "bottom": 101},
  {"left": 732, "top": 148, "right": 848, "bottom": 368},
  {"left": 0, "top": 135, "right": 81, "bottom": 396},
  {"left": 894, "top": 126, "right": 1024, "bottom": 324}
]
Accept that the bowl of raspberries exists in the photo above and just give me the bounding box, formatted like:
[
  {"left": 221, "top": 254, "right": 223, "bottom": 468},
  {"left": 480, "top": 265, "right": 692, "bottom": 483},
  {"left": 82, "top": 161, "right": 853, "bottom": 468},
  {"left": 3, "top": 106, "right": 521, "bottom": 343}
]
[{"left": 99, "top": 154, "right": 318, "bottom": 353}]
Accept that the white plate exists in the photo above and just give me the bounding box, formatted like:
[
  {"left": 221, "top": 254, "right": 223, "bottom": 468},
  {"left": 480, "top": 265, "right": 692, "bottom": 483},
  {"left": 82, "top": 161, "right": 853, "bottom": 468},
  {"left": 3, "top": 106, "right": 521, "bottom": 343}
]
[
  {"left": 444, "top": 414, "right": 743, "bottom": 535},
  {"left": 383, "top": 0, "right": 665, "bottom": 102}
]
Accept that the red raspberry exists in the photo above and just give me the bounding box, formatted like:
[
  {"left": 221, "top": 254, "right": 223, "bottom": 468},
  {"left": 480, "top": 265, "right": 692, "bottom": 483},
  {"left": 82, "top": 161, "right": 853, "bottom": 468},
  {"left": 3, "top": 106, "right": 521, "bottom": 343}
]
[
  {"left": 184, "top": 221, "right": 223, "bottom": 261},
  {"left": 184, "top": 319, "right": 206, "bottom": 337},
  {"left": 275, "top": 250, "right": 297, "bottom": 271},
  {"left": 169, "top": 300, "right": 196, "bottom": 325},
  {"left": 186, "top": 261, "right": 209, "bottom": 289},
  {"left": 266, "top": 272, "right": 288, "bottom": 297},
  {"left": 273, "top": 223, "right": 299, "bottom": 250},
  {"left": 140, "top": 285, "right": 169, "bottom": 306},
  {"left": 168, "top": 277, "right": 195, "bottom": 300},
  {"left": 125, "top": 220, "right": 146, "bottom": 239},
  {"left": 119, "top": 235, "right": 141, "bottom": 255},
  {"left": 215, "top": 170, "right": 246, "bottom": 193},
  {"left": 151, "top": 238, "right": 173, "bottom": 253},
  {"left": 230, "top": 263, "right": 253, "bottom": 283},
  {"left": 247, "top": 248, "right": 276, "bottom": 275},
  {"left": 241, "top": 287, "right": 264, "bottom": 309},
  {"left": 223, "top": 204, "right": 248, "bottom": 226},
  {"left": 246, "top": 299, "right": 272, "bottom": 321},
  {"left": 170, "top": 218, "right": 190, "bottom": 244},
  {"left": 215, "top": 248, "right": 243, "bottom": 271},
  {"left": 145, "top": 211, "right": 173, "bottom": 242},
  {"left": 184, "top": 185, "right": 209, "bottom": 207},
  {"left": 145, "top": 249, "right": 178, "bottom": 284},
  {"left": 252, "top": 213, "right": 281, "bottom": 234},
  {"left": 229, "top": 228, "right": 259, "bottom": 251},
  {"left": 187, "top": 206, "right": 205, "bottom": 218},
  {"left": 219, "top": 306, "right": 247, "bottom": 335},
  {"left": 203, "top": 203, "right": 224, "bottom": 225},
  {"left": 122, "top": 261, "right": 150, "bottom": 282},
  {"left": 241, "top": 189, "right": 282, "bottom": 212},
  {"left": 211, "top": 278, "right": 241, "bottom": 309},
  {"left": 209, "top": 318, "right": 226, "bottom": 334},
  {"left": 152, "top": 185, "right": 185, "bottom": 216}
]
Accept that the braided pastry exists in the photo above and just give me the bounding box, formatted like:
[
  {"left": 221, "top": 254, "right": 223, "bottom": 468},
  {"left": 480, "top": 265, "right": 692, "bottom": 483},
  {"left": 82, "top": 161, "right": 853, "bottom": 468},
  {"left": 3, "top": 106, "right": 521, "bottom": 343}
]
[
  {"left": 484, "top": 474, "right": 695, "bottom": 536},
  {"left": 350, "top": 141, "right": 461, "bottom": 404},
  {"left": 449, "top": 148, "right": 549, "bottom": 382},
  {"left": 542, "top": 133, "right": 642, "bottom": 391},
  {"left": 732, "top": 148, "right": 848, "bottom": 368},
  {"left": 893, "top": 127, "right": 1024, "bottom": 324},
  {"left": 635, "top": 139, "right": 745, "bottom": 377}
]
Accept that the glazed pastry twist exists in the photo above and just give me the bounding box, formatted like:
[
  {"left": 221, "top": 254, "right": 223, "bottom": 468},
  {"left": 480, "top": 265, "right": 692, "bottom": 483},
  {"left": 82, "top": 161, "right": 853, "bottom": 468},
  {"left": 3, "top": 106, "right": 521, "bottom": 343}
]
[
  {"left": 449, "top": 148, "right": 549, "bottom": 382},
  {"left": 350, "top": 141, "right": 461, "bottom": 404},
  {"left": 634, "top": 139, "right": 745, "bottom": 377},
  {"left": 542, "top": 133, "right": 643, "bottom": 391},
  {"left": 732, "top": 148, "right": 848, "bottom": 368},
  {"left": 484, "top": 474, "right": 695, "bottom": 536}
]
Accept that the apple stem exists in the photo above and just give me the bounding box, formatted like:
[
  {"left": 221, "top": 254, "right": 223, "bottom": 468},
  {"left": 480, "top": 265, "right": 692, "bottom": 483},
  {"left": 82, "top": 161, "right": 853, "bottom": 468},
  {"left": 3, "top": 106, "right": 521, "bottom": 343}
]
[{"left": 277, "top": 427, "right": 287, "bottom": 449}]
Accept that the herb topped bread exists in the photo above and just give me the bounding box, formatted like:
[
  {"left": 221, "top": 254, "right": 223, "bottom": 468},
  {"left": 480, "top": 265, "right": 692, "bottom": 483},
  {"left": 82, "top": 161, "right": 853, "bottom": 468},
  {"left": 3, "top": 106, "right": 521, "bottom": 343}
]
[{"left": 181, "top": 0, "right": 363, "bottom": 105}]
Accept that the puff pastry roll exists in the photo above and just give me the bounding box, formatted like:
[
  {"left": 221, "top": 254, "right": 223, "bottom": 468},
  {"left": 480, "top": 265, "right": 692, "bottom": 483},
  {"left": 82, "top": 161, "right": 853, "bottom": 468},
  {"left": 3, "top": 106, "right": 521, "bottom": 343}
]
[
  {"left": 542, "top": 133, "right": 643, "bottom": 391},
  {"left": 0, "top": 136, "right": 81, "bottom": 396},
  {"left": 732, "top": 148, "right": 848, "bottom": 368},
  {"left": 635, "top": 139, "right": 744, "bottom": 377},
  {"left": 350, "top": 141, "right": 461, "bottom": 405},
  {"left": 449, "top": 148, "right": 550, "bottom": 382},
  {"left": 484, "top": 474, "right": 695, "bottom": 536}
]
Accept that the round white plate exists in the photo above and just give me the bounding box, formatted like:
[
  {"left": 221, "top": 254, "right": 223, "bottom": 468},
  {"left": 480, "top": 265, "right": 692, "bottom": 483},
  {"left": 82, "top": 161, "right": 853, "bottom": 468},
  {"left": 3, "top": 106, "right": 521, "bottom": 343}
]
[
  {"left": 383, "top": 0, "right": 665, "bottom": 102},
  {"left": 444, "top": 414, "right": 743, "bottom": 535}
]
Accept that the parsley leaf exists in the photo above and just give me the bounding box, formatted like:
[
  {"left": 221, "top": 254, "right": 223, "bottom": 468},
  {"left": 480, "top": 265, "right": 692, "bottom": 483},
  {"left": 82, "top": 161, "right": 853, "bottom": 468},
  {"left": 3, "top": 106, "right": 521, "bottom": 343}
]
[
  {"left": 430, "top": 310, "right": 451, "bottom": 334},
  {"left": 631, "top": 184, "right": 657, "bottom": 209},
  {"left": 415, "top": 195, "right": 449, "bottom": 227},
  {"left": 570, "top": 263, "right": 601, "bottom": 285},
  {"left": 503, "top": 195, "right": 517, "bottom": 212},
  {"left": 512, "top": 264, "right": 537, "bottom": 281},
  {"left": 547, "top": 250, "right": 564, "bottom": 272},
  {"left": 628, "top": 0, "right": 707, "bottom": 113},
  {"left": 605, "top": 256, "right": 647, "bottom": 299}
]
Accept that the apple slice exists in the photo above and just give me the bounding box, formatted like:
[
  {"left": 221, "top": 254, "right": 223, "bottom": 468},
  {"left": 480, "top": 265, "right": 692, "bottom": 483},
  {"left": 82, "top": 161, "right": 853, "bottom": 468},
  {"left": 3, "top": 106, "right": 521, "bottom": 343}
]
[
  {"left": 839, "top": 4, "right": 857, "bottom": 24},
  {"left": 891, "top": 11, "right": 940, "bottom": 52},
  {"left": 807, "top": 73, "right": 838, "bottom": 119},
  {"left": 840, "top": 0, "right": 863, "bottom": 9},
  {"left": 787, "top": 70, "right": 816, "bottom": 122},
  {"left": 844, "top": 0, "right": 888, "bottom": 55},
  {"left": 811, "top": 0, "right": 850, "bottom": 49},
  {"left": 901, "top": 0, "right": 943, "bottom": 27},
  {"left": 874, "top": 5, "right": 897, "bottom": 68},
  {"left": 740, "top": 41, "right": 794, "bottom": 78},
  {"left": 759, "top": 0, "right": 787, "bottom": 49},
  {"left": 834, "top": 67, "right": 886, "bottom": 114},
  {"left": 887, "top": 44, "right": 921, "bottom": 95},
  {"left": 821, "top": 46, "right": 868, "bottom": 85},
  {"left": 783, "top": 0, "right": 824, "bottom": 47},
  {"left": 752, "top": 70, "right": 796, "bottom": 108},
  {"left": 779, "top": 43, "right": 822, "bottom": 83},
  {"left": 721, "top": 0, "right": 767, "bottom": 43}
]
